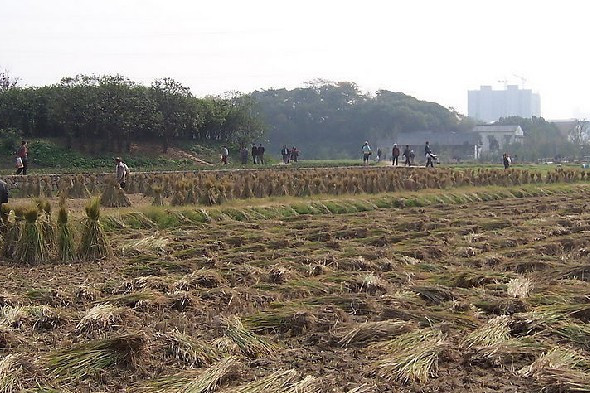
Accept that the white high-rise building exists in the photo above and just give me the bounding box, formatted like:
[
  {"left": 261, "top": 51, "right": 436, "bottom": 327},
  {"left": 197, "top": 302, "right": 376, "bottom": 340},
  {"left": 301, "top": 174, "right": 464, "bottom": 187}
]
[{"left": 468, "top": 85, "right": 541, "bottom": 123}]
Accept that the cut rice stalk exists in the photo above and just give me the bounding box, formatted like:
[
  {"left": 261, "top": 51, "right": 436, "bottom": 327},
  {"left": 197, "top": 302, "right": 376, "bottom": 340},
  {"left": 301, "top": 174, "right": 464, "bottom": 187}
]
[
  {"left": 15, "top": 208, "right": 49, "bottom": 264},
  {"left": 123, "top": 234, "right": 169, "bottom": 254},
  {"left": 77, "top": 304, "right": 127, "bottom": 335},
  {"left": 372, "top": 328, "right": 444, "bottom": 384},
  {"left": 78, "top": 198, "right": 112, "bottom": 261},
  {"left": 160, "top": 329, "right": 220, "bottom": 367},
  {"left": 521, "top": 347, "right": 590, "bottom": 377},
  {"left": 339, "top": 320, "right": 414, "bottom": 347},
  {"left": 221, "top": 369, "right": 298, "bottom": 392},
  {"left": 346, "top": 384, "right": 376, "bottom": 393},
  {"left": 462, "top": 315, "right": 511, "bottom": 349},
  {"left": 176, "top": 356, "right": 238, "bottom": 393},
  {"left": 0, "top": 354, "right": 24, "bottom": 393},
  {"left": 0, "top": 306, "right": 29, "bottom": 329},
  {"left": 224, "top": 317, "right": 274, "bottom": 358},
  {"left": 506, "top": 277, "right": 532, "bottom": 298},
  {"left": 46, "top": 333, "right": 144, "bottom": 381},
  {"left": 56, "top": 205, "right": 75, "bottom": 263}
]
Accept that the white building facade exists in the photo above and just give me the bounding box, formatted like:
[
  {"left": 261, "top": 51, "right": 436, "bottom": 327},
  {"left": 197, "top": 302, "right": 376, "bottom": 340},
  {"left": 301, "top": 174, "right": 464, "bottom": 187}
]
[
  {"left": 468, "top": 85, "right": 541, "bottom": 123},
  {"left": 472, "top": 125, "right": 524, "bottom": 155}
]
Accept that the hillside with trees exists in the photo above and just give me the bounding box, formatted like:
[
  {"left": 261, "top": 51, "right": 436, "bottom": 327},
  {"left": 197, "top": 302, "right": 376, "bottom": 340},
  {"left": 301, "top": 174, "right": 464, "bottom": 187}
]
[{"left": 250, "top": 81, "right": 474, "bottom": 158}]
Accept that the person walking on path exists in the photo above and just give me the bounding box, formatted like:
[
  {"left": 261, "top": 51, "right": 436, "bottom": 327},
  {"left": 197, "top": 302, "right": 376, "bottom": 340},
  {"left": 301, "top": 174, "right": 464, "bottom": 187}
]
[
  {"left": 503, "top": 153, "right": 511, "bottom": 169},
  {"left": 115, "top": 157, "right": 130, "bottom": 189},
  {"left": 403, "top": 145, "right": 411, "bottom": 166},
  {"left": 362, "top": 141, "right": 372, "bottom": 165},
  {"left": 376, "top": 148, "right": 382, "bottom": 162},
  {"left": 281, "top": 145, "right": 290, "bottom": 164},
  {"left": 16, "top": 141, "right": 28, "bottom": 175},
  {"left": 392, "top": 144, "right": 400, "bottom": 166},
  {"left": 258, "top": 144, "right": 266, "bottom": 164},
  {"left": 240, "top": 146, "right": 249, "bottom": 165},
  {"left": 291, "top": 147, "right": 299, "bottom": 162},
  {"left": 251, "top": 144, "right": 258, "bottom": 164},
  {"left": 424, "top": 141, "right": 435, "bottom": 168},
  {"left": 221, "top": 146, "right": 229, "bottom": 165}
]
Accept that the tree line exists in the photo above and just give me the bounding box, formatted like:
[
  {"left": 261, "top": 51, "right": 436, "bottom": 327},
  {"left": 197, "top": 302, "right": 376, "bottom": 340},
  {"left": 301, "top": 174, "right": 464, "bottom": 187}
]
[
  {"left": 250, "top": 81, "right": 475, "bottom": 158},
  {"left": 0, "top": 74, "right": 264, "bottom": 153},
  {"left": 496, "top": 116, "right": 588, "bottom": 162}
]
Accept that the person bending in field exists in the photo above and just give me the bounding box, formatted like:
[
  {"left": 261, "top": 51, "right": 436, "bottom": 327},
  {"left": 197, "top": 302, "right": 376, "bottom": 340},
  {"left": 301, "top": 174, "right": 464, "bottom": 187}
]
[
  {"left": 115, "top": 157, "right": 130, "bottom": 189},
  {"left": 362, "top": 141, "right": 372, "bottom": 165},
  {"left": 392, "top": 144, "right": 400, "bottom": 166}
]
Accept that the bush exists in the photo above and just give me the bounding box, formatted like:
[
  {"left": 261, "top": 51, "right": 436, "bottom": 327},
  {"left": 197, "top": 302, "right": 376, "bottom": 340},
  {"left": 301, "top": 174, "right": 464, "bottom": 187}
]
[{"left": 0, "top": 128, "right": 22, "bottom": 155}]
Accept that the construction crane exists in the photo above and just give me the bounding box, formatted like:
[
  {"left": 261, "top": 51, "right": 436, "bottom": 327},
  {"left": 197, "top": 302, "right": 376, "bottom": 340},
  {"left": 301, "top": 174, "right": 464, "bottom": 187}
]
[
  {"left": 513, "top": 74, "right": 527, "bottom": 89},
  {"left": 497, "top": 78, "right": 508, "bottom": 89}
]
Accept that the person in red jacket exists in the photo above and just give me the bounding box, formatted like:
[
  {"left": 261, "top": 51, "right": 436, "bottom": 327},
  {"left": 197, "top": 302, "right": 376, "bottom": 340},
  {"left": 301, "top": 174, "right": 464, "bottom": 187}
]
[{"left": 16, "top": 141, "right": 28, "bottom": 175}]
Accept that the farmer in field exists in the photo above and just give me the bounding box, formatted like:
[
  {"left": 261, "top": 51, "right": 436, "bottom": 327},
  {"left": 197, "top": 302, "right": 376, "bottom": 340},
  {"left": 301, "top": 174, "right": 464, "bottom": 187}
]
[
  {"left": 16, "top": 140, "right": 28, "bottom": 175},
  {"left": 115, "top": 157, "right": 130, "bottom": 189},
  {"left": 392, "top": 144, "right": 400, "bottom": 166},
  {"left": 362, "top": 141, "right": 372, "bottom": 165},
  {"left": 403, "top": 145, "right": 411, "bottom": 166},
  {"left": 503, "top": 153, "right": 511, "bottom": 169},
  {"left": 221, "top": 146, "right": 229, "bottom": 165},
  {"left": 258, "top": 144, "right": 266, "bottom": 164}
]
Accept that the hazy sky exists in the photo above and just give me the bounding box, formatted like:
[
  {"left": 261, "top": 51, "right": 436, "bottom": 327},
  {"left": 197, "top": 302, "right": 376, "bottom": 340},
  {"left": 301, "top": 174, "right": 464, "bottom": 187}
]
[{"left": 1, "top": 0, "right": 589, "bottom": 119}]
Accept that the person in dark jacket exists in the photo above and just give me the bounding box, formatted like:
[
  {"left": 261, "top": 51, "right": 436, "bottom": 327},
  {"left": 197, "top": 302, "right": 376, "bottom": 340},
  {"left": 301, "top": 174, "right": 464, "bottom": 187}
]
[
  {"left": 281, "top": 145, "right": 290, "bottom": 164},
  {"left": 403, "top": 145, "right": 411, "bottom": 166},
  {"left": 258, "top": 144, "right": 265, "bottom": 164},
  {"left": 392, "top": 144, "right": 400, "bottom": 166},
  {"left": 251, "top": 144, "right": 258, "bottom": 164},
  {"left": 0, "top": 179, "right": 8, "bottom": 223},
  {"left": 424, "top": 141, "right": 432, "bottom": 156}
]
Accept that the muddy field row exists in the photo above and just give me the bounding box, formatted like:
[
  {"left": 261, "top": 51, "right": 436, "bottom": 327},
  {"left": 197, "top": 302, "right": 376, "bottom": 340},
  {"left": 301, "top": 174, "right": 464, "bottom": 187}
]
[{"left": 2, "top": 186, "right": 590, "bottom": 392}]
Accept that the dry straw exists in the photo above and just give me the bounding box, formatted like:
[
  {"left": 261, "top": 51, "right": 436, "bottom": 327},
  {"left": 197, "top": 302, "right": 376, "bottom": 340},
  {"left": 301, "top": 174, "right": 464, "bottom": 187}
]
[
  {"left": 78, "top": 198, "right": 112, "bottom": 260},
  {"left": 56, "top": 203, "right": 75, "bottom": 263},
  {"left": 15, "top": 207, "right": 49, "bottom": 264}
]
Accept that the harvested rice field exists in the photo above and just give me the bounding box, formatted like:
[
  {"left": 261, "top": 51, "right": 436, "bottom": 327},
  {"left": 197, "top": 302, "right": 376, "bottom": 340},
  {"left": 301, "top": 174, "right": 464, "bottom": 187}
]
[{"left": 3, "top": 181, "right": 590, "bottom": 392}]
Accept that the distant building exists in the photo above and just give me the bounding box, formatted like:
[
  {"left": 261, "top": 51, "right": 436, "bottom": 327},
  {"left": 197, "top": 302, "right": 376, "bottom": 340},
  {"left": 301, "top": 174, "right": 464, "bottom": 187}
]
[
  {"left": 471, "top": 125, "right": 524, "bottom": 155},
  {"left": 468, "top": 85, "right": 541, "bottom": 122},
  {"left": 393, "top": 126, "right": 523, "bottom": 160},
  {"left": 394, "top": 131, "right": 479, "bottom": 161}
]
